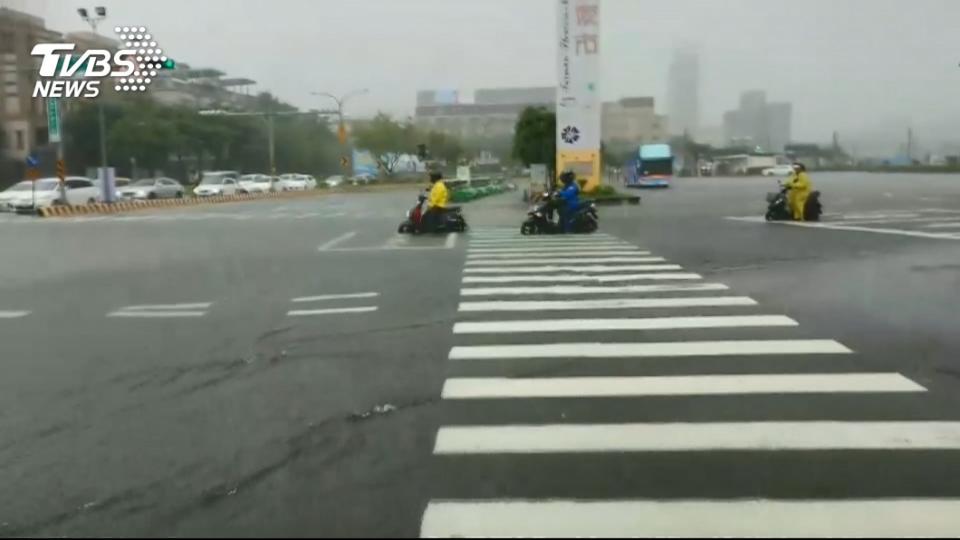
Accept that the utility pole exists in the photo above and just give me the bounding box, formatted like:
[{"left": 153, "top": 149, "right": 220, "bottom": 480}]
[
  {"left": 311, "top": 89, "right": 369, "bottom": 175},
  {"left": 78, "top": 7, "right": 109, "bottom": 169}
]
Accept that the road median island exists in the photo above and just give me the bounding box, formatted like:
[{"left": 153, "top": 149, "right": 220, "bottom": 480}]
[{"left": 33, "top": 183, "right": 419, "bottom": 218}]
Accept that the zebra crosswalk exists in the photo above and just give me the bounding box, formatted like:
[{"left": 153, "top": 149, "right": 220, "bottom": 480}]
[{"left": 420, "top": 227, "right": 960, "bottom": 537}]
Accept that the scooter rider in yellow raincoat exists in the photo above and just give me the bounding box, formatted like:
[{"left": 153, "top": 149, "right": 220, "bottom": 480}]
[{"left": 785, "top": 162, "right": 812, "bottom": 221}]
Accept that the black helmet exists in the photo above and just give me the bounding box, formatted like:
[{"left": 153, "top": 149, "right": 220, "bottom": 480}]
[
  {"left": 429, "top": 171, "right": 443, "bottom": 182},
  {"left": 559, "top": 170, "right": 576, "bottom": 185}
]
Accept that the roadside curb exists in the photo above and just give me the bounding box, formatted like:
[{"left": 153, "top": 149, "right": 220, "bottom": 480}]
[{"left": 33, "top": 189, "right": 357, "bottom": 218}]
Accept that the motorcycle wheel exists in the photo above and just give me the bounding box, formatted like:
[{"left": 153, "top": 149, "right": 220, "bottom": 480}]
[
  {"left": 520, "top": 221, "right": 537, "bottom": 235},
  {"left": 398, "top": 222, "right": 412, "bottom": 234},
  {"left": 764, "top": 211, "right": 774, "bottom": 222}
]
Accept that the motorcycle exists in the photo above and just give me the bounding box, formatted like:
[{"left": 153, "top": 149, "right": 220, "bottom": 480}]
[
  {"left": 765, "top": 182, "right": 822, "bottom": 222},
  {"left": 397, "top": 193, "right": 467, "bottom": 234},
  {"left": 520, "top": 191, "right": 599, "bottom": 235}
]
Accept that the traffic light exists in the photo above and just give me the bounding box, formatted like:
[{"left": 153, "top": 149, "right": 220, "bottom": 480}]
[
  {"left": 417, "top": 143, "right": 427, "bottom": 160},
  {"left": 162, "top": 58, "right": 176, "bottom": 70}
]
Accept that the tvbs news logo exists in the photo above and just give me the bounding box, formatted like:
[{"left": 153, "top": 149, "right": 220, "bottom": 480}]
[{"left": 31, "top": 26, "right": 168, "bottom": 98}]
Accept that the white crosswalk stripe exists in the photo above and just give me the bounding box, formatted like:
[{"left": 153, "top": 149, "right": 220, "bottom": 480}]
[
  {"left": 458, "top": 296, "right": 758, "bottom": 312},
  {"left": 462, "top": 272, "right": 703, "bottom": 283},
  {"left": 459, "top": 283, "right": 729, "bottom": 296},
  {"left": 448, "top": 339, "right": 851, "bottom": 360},
  {"left": 441, "top": 373, "right": 925, "bottom": 399},
  {"left": 465, "top": 256, "right": 665, "bottom": 265},
  {"left": 420, "top": 231, "right": 939, "bottom": 537},
  {"left": 463, "top": 264, "right": 683, "bottom": 273},
  {"left": 468, "top": 249, "right": 648, "bottom": 257},
  {"left": 468, "top": 246, "right": 647, "bottom": 254},
  {"left": 453, "top": 314, "right": 798, "bottom": 333},
  {"left": 421, "top": 500, "right": 960, "bottom": 537}
]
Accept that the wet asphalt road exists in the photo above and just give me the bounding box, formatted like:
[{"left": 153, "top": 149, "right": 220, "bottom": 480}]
[{"left": 0, "top": 173, "right": 958, "bottom": 537}]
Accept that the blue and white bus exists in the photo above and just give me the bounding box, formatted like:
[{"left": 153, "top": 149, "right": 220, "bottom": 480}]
[{"left": 626, "top": 143, "right": 673, "bottom": 188}]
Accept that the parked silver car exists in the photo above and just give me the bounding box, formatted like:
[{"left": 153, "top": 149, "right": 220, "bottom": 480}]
[{"left": 118, "top": 177, "right": 185, "bottom": 200}]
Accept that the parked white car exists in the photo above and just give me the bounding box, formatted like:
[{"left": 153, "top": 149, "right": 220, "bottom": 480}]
[
  {"left": 238, "top": 174, "right": 277, "bottom": 194},
  {"left": 193, "top": 174, "right": 240, "bottom": 197},
  {"left": 762, "top": 164, "right": 796, "bottom": 177},
  {"left": 324, "top": 175, "right": 345, "bottom": 188},
  {"left": 118, "top": 177, "right": 185, "bottom": 200},
  {"left": 351, "top": 173, "right": 376, "bottom": 185},
  {"left": 0, "top": 181, "right": 32, "bottom": 211},
  {"left": 5, "top": 177, "right": 100, "bottom": 211},
  {"left": 277, "top": 173, "right": 317, "bottom": 191}
]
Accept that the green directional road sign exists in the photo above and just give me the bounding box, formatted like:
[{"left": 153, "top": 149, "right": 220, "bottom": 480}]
[{"left": 47, "top": 98, "right": 62, "bottom": 144}]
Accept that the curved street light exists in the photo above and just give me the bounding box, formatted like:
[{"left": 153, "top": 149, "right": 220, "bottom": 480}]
[{"left": 311, "top": 89, "right": 369, "bottom": 173}]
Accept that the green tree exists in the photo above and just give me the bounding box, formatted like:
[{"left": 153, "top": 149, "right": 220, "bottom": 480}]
[
  {"left": 512, "top": 106, "right": 556, "bottom": 172},
  {"left": 352, "top": 112, "right": 416, "bottom": 175},
  {"left": 426, "top": 130, "right": 464, "bottom": 165}
]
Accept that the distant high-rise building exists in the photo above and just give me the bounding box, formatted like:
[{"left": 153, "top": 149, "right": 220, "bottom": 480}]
[
  {"left": 722, "top": 90, "right": 792, "bottom": 152},
  {"left": 667, "top": 48, "right": 700, "bottom": 138}
]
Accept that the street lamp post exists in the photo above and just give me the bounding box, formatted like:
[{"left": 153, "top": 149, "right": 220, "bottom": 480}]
[
  {"left": 78, "top": 6, "right": 109, "bottom": 169},
  {"left": 311, "top": 89, "right": 368, "bottom": 175}
]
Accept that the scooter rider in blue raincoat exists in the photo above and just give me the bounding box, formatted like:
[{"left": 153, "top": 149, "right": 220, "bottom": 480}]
[{"left": 556, "top": 169, "right": 581, "bottom": 233}]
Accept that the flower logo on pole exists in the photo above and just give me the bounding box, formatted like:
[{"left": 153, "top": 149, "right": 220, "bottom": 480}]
[{"left": 561, "top": 125, "right": 580, "bottom": 144}]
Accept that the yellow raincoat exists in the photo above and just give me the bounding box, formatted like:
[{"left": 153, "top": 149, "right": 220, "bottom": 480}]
[
  {"left": 785, "top": 171, "right": 812, "bottom": 221},
  {"left": 428, "top": 180, "right": 449, "bottom": 209}
]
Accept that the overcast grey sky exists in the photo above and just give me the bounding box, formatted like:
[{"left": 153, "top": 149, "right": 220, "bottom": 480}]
[{"left": 14, "top": 0, "right": 960, "bottom": 153}]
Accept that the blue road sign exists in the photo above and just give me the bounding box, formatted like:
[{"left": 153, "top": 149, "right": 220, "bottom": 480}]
[{"left": 25, "top": 155, "right": 39, "bottom": 168}]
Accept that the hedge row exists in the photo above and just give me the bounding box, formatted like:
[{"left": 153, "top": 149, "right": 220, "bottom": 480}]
[{"left": 451, "top": 183, "right": 509, "bottom": 203}]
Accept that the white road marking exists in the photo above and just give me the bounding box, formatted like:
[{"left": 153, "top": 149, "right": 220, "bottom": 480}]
[
  {"left": 448, "top": 338, "right": 847, "bottom": 359},
  {"left": 441, "top": 373, "right": 925, "bottom": 399},
  {"left": 452, "top": 314, "right": 797, "bottom": 334},
  {"left": 726, "top": 217, "right": 960, "bottom": 240},
  {"left": 108, "top": 302, "right": 212, "bottom": 318},
  {"left": 317, "top": 231, "right": 357, "bottom": 250},
  {"left": 458, "top": 296, "right": 755, "bottom": 312},
  {"left": 470, "top": 235, "right": 620, "bottom": 241},
  {"left": 420, "top": 499, "right": 960, "bottom": 537},
  {"left": 834, "top": 212, "right": 919, "bottom": 220},
  {"left": 459, "top": 283, "right": 728, "bottom": 296},
  {"left": 462, "top": 273, "right": 703, "bottom": 283},
  {"left": 468, "top": 240, "right": 629, "bottom": 247},
  {"left": 465, "top": 257, "right": 666, "bottom": 266},
  {"left": 468, "top": 246, "right": 645, "bottom": 254},
  {"left": 829, "top": 216, "right": 960, "bottom": 226},
  {"left": 468, "top": 250, "right": 648, "bottom": 258},
  {"left": 434, "top": 420, "right": 960, "bottom": 454},
  {"left": 118, "top": 302, "right": 213, "bottom": 310},
  {"left": 291, "top": 292, "right": 379, "bottom": 303},
  {"left": 445, "top": 233, "right": 458, "bottom": 249},
  {"left": 108, "top": 310, "right": 207, "bottom": 318},
  {"left": 923, "top": 221, "right": 960, "bottom": 229},
  {"left": 0, "top": 310, "right": 30, "bottom": 318},
  {"left": 287, "top": 306, "right": 378, "bottom": 316},
  {"left": 463, "top": 264, "right": 683, "bottom": 274}
]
